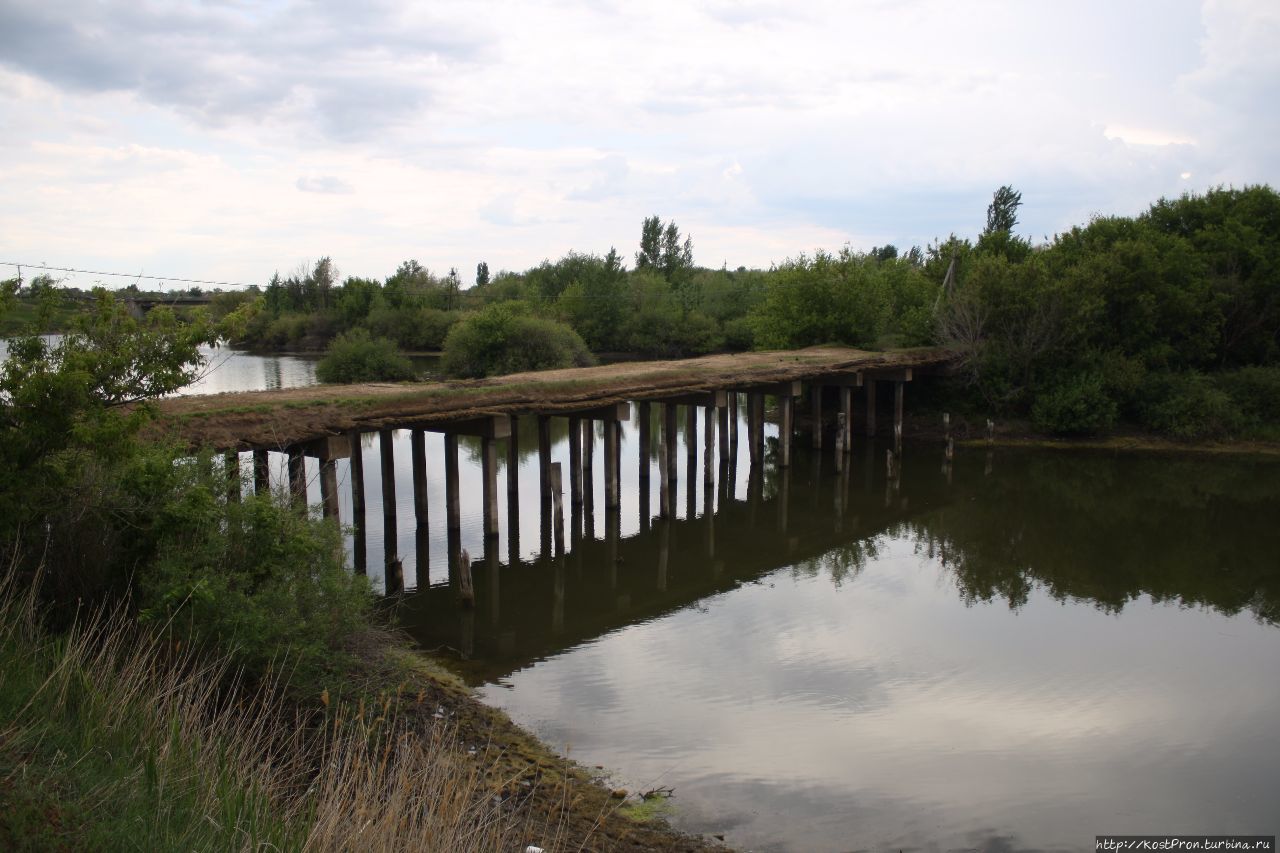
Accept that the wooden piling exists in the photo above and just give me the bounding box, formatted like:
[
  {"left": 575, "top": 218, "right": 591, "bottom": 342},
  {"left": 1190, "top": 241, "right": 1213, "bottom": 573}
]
[
  {"left": 811, "top": 388, "right": 822, "bottom": 449},
  {"left": 349, "top": 431, "right": 366, "bottom": 574},
  {"left": 253, "top": 449, "right": 270, "bottom": 495},
  {"left": 779, "top": 394, "right": 794, "bottom": 468},
  {"left": 410, "top": 428, "right": 428, "bottom": 527},
  {"left": 835, "top": 412, "right": 846, "bottom": 473},
  {"left": 444, "top": 433, "right": 460, "bottom": 533},
  {"left": 507, "top": 416, "right": 520, "bottom": 499},
  {"left": 748, "top": 392, "right": 764, "bottom": 465},
  {"left": 457, "top": 548, "right": 474, "bottom": 608},
  {"left": 717, "top": 400, "right": 729, "bottom": 463},
  {"left": 568, "top": 415, "right": 583, "bottom": 506},
  {"left": 865, "top": 379, "right": 877, "bottom": 436},
  {"left": 658, "top": 433, "right": 671, "bottom": 518},
  {"left": 287, "top": 446, "right": 306, "bottom": 506},
  {"left": 224, "top": 450, "right": 241, "bottom": 503},
  {"left": 637, "top": 401, "right": 651, "bottom": 481},
  {"left": 841, "top": 386, "right": 853, "bottom": 450},
  {"left": 379, "top": 429, "right": 397, "bottom": 566},
  {"left": 894, "top": 381, "right": 905, "bottom": 452},
  {"left": 670, "top": 399, "right": 680, "bottom": 491},
  {"left": 603, "top": 420, "right": 619, "bottom": 510},
  {"left": 319, "top": 458, "right": 339, "bottom": 519},
  {"left": 537, "top": 415, "right": 552, "bottom": 503},
  {"left": 704, "top": 404, "right": 716, "bottom": 488},
  {"left": 550, "top": 462, "right": 565, "bottom": 557},
  {"left": 481, "top": 435, "right": 498, "bottom": 539}
]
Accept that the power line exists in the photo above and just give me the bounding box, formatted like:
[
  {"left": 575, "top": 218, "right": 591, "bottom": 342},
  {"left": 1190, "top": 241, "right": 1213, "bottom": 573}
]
[{"left": 0, "top": 261, "right": 260, "bottom": 290}]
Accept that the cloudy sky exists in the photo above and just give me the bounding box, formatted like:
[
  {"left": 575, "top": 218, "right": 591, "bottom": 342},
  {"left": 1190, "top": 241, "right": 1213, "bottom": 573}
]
[{"left": 1, "top": 0, "right": 1277, "bottom": 288}]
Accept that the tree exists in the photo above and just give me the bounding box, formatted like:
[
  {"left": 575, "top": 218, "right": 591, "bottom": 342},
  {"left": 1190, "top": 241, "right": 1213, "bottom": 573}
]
[
  {"left": 984, "top": 185, "right": 1023, "bottom": 236},
  {"left": 475, "top": 261, "right": 490, "bottom": 288},
  {"left": 636, "top": 216, "right": 663, "bottom": 269},
  {"left": 660, "top": 221, "right": 694, "bottom": 280}
]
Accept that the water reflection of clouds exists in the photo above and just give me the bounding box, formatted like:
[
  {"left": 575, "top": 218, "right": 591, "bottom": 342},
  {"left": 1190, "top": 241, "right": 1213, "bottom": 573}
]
[{"left": 483, "top": 534, "right": 1280, "bottom": 851}]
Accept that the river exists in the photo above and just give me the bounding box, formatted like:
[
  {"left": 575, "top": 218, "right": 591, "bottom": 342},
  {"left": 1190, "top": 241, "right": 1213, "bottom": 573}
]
[{"left": 6, "top": 341, "right": 1278, "bottom": 851}]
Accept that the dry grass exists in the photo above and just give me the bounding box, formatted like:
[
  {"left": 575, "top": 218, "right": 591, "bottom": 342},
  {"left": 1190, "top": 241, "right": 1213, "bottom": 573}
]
[{"left": 0, "top": 561, "right": 570, "bottom": 852}]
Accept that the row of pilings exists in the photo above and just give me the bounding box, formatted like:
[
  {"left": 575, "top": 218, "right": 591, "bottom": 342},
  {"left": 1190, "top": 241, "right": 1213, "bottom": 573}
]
[{"left": 213, "top": 369, "right": 923, "bottom": 592}]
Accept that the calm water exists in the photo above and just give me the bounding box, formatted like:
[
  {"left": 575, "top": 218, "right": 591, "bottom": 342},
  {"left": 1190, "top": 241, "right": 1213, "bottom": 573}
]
[{"left": 8, "top": 342, "right": 1277, "bottom": 850}]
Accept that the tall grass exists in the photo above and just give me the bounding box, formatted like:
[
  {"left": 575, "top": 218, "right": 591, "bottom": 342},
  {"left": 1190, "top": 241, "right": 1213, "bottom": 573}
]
[{"left": 0, "top": 562, "right": 567, "bottom": 851}]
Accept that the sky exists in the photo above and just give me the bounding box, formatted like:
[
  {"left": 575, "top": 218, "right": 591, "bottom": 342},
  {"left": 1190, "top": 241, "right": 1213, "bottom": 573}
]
[{"left": 1, "top": 0, "right": 1277, "bottom": 289}]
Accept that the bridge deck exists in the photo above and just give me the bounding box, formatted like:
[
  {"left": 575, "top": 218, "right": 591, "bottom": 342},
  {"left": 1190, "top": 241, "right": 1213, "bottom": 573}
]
[{"left": 154, "top": 345, "right": 957, "bottom": 450}]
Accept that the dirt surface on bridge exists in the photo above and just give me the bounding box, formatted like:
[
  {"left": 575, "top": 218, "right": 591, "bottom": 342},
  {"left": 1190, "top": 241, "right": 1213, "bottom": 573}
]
[{"left": 153, "top": 345, "right": 957, "bottom": 450}]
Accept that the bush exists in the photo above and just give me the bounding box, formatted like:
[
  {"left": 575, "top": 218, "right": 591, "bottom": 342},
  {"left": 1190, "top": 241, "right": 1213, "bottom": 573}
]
[
  {"left": 139, "top": 480, "right": 372, "bottom": 685},
  {"left": 316, "top": 329, "right": 416, "bottom": 383},
  {"left": 441, "top": 304, "right": 594, "bottom": 378},
  {"left": 1137, "top": 371, "right": 1242, "bottom": 440},
  {"left": 1030, "top": 373, "right": 1118, "bottom": 435},
  {"left": 1221, "top": 366, "right": 1280, "bottom": 426},
  {"left": 366, "top": 304, "right": 458, "bottom": 350}
]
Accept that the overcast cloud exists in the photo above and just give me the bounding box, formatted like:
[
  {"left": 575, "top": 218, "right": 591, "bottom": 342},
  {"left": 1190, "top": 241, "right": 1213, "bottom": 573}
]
[{"left": 0, "top": 0, "right": 1276, "bottom": 287}]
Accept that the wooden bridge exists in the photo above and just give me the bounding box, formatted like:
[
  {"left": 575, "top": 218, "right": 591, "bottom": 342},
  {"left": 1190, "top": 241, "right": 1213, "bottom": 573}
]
[{"left": 155, "top": 345, "right": 959, "bottom": 581}]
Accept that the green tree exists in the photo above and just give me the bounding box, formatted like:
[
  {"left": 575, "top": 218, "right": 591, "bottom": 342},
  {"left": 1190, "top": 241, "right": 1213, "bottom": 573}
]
[
  {"left": 475, "top": 261, "right": 490, "bottom": 288},
  {"left": 984, "top": 185, "right": 1023, "bottom": 235},
  {"left": 636, "top": 215, "right": 663, "bottom": 269}
]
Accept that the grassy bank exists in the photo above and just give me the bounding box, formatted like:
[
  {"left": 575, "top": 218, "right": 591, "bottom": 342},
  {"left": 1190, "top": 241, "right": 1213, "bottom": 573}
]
[{"left": 0, "top": 565, "right": 715, "bottom": 852}]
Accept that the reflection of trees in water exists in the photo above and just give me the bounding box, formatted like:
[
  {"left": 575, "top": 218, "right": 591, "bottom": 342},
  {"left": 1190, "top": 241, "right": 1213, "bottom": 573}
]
[
  {"left": 903, "top": 452, "right": 1280, "bottom": 624},
  {"left": 792, "top": 535, "right": 882, "bottom": 588}
]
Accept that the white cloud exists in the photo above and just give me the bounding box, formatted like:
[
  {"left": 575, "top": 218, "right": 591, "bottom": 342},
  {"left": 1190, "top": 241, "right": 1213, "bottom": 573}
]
[{"left": 0, "top": 0, "right": 1275, "bottom": 286}]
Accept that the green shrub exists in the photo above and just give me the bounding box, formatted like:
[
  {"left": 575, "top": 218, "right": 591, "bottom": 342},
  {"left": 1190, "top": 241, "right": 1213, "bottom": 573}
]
[
  {"left": 722, "top": 315, "right": 756, "bottom": 351},
  {"left": 366, "top": 304, "right": 458, "bottom": 350},
  {"left": 1137, "top": 371, "right": 1242, "bottom": 440},
  {"left": 1221, "top": 365, "right": 1280, "bottom": 425},
  {"left": 1030, "top": 373, "right": 1118, "bottom": 435},
  {"left": 441, "top": 303, "right": 594, "bottom": 378},
  {"left": 316, "top": 329, "right": 416, "bottom": 383},
  {"left": 139, "top": 483, "right": 372, "bottom": 686}
]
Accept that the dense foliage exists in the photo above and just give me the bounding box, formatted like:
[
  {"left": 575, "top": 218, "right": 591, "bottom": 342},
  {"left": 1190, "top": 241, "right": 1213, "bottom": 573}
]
[
  {"left": 316, "top": 328, "right": 417, "bottom": 383},
  {"left": 441, "top": 303, "right": 594, "bottom": 378},
  {"left": 937, "top": 185, "right": 1280, "bottom": 437},
  {"left": 0, "top": 289, "right": 372, "bottom": 683}
]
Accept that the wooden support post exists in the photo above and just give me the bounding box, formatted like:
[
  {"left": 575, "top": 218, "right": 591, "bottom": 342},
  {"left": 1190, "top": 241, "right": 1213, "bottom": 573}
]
[
  {"left": 379, "top": 429, "right": 397, "bottom": 569},
  {"left": 943, "top": 412, "right": 952, "bottom": 443},
  {"left": 288, "top": 446, "right": 306, "bottom": 506},
  {"left": 537, "top": 415, "right": 552, "bottom": 504},
  {"left": 457, "top": 548, "right": 474, "bottom": 608},
  {"left": 581, "top": 419, "right": 594, "bottom": 525},
  {"left": 704, "top": 404, "right": 716, "bottom": 488},
  {"left": 604, "top": 420, "right": 619, "bottom": 510},
  {"left": 481, "top": 435, "right": 498, "bottom": 539},
  {"left": 638, "top": 401, "right": 651, "bottom": 481},
  {"left": 811, "top": 388, "right": 822, "bottom": 449},
  {"left": 349, "top": 431, "right": 366, "bottom": 574},
  {"left": 718, "top": 400, "right": 729, "bottom": 463},
  {"left": 748, "top": 392, "right": 764, "bottom": 465},
  {"left": 835, "top": 412, "right": 846, "bottom": 473},
  {"left": 656, "top": 518, "right": 669, "bottom": 593},
  {"left": 894, "top": 380, "right": 905, "bottom": 452},
  {"left": 507, "top": 416, "right": 520, "bottom": 498},
  {"left": 779, "top": 394, "right": 794, "bottom": 468},
  {"left": 444, "top": 433, "right": 460, "bottom": 533},
  {"left": 550, "top": 463, "right": 565, "bottom": 557},
  {"left": 841, "top": 386, "right": 853, "bottom": 450},
  {"left": 410, "top": 428, "right": 428, "bottom": 528},
  {"left": 319, "top": 458, "right": 339, "bottom": 519},
  {"left": 865, "top": 379, "right": 878, "bottom": 436},
  {"left": 728, "top": 391, "right": 738, "bottom": 443},
  {"left": 685, "top": 404, "right": 697, "bottom": 468},
  {"left": 224, "top": 450, "right": 240, "bottom": 503},
  {"left": 658, "top": 430, "right": 671, "bottom": 519},
  {"left": 777, "top": 465, "right": 790, "bottom": 533},
  {"left": 253, "top": 449, "right": 269, "bottom": 495},
  {"left": 663, "top": 402, "right": 678, "bottom": 502},
  {"left": 568, "top": 416, "right": 583, "bottom": 506}
]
